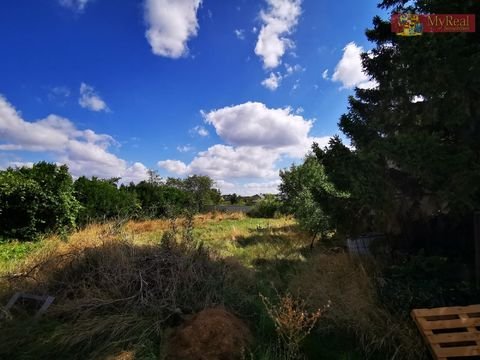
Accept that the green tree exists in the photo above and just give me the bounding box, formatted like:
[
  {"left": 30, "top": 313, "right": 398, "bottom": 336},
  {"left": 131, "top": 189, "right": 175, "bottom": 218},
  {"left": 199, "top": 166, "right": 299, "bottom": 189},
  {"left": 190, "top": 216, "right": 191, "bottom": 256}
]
[
  {"left": 280, "top": 155, "right": 349, "bottom": 245},
  {"left": 166, "top": 175, "right": 221, "bottom": 212},
  {"left": 74, "top": 177, "right": 140, "bottom": 225},
  {"left": 131, "top": 181, "right": 190, "bottom": 218},
  {"left": 313, "top": 0, "right": 480, "bottom": 238},
  {"left": 229, "top": 193, "right": 239, "bottom": 205},
  {"left": 0, "top": 162, "right": 79, "bottom": 240}
]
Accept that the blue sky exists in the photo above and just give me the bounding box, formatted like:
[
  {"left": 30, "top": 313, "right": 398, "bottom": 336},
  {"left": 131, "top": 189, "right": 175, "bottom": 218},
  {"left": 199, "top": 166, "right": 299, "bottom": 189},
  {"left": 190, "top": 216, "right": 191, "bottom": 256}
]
[{"left": 0, "top": 0, "right": 386, "bottom": 194}]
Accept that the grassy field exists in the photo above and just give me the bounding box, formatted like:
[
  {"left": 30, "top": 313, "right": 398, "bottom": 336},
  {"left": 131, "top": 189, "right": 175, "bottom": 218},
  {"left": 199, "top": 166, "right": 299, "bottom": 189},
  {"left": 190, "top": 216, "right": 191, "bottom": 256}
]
[{"left": 0, "top": 213, "right": 424, "bottom": 359}]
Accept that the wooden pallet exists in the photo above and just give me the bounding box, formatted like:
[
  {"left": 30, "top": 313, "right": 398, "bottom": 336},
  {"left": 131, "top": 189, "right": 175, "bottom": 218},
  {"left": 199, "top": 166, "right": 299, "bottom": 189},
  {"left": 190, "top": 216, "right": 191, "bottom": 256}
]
[{"left": 412, "top": 305, "right": 480, "bottom": 359}]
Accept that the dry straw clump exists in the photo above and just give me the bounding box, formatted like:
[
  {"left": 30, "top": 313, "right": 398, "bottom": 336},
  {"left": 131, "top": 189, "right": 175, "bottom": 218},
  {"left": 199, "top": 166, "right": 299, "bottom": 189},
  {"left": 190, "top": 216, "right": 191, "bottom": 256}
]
[{"left": 289, "top": 252, "right": 427, "bottom": 360}]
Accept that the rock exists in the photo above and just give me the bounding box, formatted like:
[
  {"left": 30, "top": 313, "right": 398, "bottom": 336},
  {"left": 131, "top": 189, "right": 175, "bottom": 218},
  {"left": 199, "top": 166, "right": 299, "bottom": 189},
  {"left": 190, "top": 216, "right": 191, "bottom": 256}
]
[{"left": 166, "top": 307, "right": 252, "bottom": 360}]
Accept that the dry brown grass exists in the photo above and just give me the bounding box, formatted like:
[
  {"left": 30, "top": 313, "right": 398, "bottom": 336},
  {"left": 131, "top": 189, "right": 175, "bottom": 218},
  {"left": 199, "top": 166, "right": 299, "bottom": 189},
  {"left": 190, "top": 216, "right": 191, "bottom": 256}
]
[
  {"left": 0, "top": 221, "right": 256, "bottom": 360},
  {"left": 289, "top": 252, "right": 427, "bottom": 360},
  {"left": 123, "top": 212, "right": 247, "bottom": 236}
]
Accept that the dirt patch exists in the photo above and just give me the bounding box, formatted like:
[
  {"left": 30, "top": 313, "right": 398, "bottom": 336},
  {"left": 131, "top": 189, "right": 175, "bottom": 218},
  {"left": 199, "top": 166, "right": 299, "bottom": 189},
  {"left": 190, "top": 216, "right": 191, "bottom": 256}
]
[{"left": 166, "top": 307, "right": 252, "bottom": 360}]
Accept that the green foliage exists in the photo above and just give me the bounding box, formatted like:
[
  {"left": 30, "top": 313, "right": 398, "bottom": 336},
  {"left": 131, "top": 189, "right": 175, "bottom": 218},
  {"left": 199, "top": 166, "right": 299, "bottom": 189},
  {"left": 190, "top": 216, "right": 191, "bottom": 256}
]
[
  {"left": 248, "top": 195, "right": 282, "bottom": 218},
  {"left": 377, "top": 254, "right": 480, "bottom": 316},
  {"left": 125, "top": 180, "right": 188, "bottom": 218},
  {"left": 295, "top": 0, "right": 480, "bottom": 240},
  {"left": 74, "top": 176, "right": 140, "bottom": 225},
  {"left": 0, "top": 162, "right": 79, "bottom": 240},
  {"left": 279, "top": 155, "right": 348, "bottom": 238},
  {"left": 179, "top": 175, "right": 222, "bottom": 212}
]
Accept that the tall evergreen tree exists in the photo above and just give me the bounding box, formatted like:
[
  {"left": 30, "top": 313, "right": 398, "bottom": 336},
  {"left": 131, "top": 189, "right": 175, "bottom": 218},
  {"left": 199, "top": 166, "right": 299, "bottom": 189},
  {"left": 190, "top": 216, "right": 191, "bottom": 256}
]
[{"left": 315, "top": 0, "right": 480, "bottom": 239}]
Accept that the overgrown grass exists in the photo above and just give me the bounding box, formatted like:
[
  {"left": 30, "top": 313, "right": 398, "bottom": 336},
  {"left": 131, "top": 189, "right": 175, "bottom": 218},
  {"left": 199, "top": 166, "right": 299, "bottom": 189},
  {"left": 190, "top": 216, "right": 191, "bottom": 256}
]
[
  {"left": 0, "top": 214, "right": 426, "bottom": 359},
  {"left": 289, "top": 252, "right": 427, "bottom": 360},
  {"left": 0, "top": 240, "right": 44, "bottom": 275}
]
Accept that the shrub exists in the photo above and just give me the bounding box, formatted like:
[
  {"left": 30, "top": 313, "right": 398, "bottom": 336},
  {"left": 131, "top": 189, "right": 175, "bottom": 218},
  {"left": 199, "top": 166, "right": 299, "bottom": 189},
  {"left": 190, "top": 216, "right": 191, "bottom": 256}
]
[
  {"left": 248, "top": 195, "right": 282, "bottom": 219},
  {"left": 0, "top": 162, "right": 79, "bottom": 240},
  {"left": 74, "top": 176, "right": 140, "bottom": 226}
]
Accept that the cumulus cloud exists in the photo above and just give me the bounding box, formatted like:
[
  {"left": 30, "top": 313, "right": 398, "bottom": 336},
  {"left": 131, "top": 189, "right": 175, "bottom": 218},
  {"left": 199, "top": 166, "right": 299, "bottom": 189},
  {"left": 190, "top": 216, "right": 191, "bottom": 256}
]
[
  {"left": 59, "top": 0, "right": 91, "bottom": 12},
  {"left": 331, "top": 42, "right": 378, "bottom": 90},
  {"left": 144, "top": 0, "right": 202, "bottom": 58},
  {"left": 0, "top": 95, "right": 148, "bottom": 183},
  {"left": 261, "top": 72, "right": 282, "bottom": 91},
  {"left": 215, "top": 179, "right": 281, "bottom": 196},
  {"left": 159, "top": 145, "right": 279, "bottom": 179},
  {"left": 79, "top": 83, "right": 109, "bottom": 112},
  {"left": 157, "top": 159, "right": 189, "bottom": 175},
  {"left": 158, "top": 101, "right": 332, "bottom": 194},
  {"left": 322, "top": 69, "right": 329, "bottom": 80},
  {"left": 202, "top": 101, "right": 313, "bottom": 150},
  {"left": 255, "top": 0, "right": 302, "bottom": 69}
]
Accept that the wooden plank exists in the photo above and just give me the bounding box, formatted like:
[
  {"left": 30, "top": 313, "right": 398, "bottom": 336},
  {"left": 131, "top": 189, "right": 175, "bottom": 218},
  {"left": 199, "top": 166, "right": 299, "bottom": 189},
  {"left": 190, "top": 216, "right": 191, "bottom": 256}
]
[
  {"left": 428, "top": 332, "right": 480, "bottom": 344},
  {"left": 435, "top": 345, "right": 480, "bottom": 357},
  {"left": 418, "top": 316, "right": 480, "bottom": 330},
  {"left": 413, "top": 305, "right": 480, "bottom": 317}
]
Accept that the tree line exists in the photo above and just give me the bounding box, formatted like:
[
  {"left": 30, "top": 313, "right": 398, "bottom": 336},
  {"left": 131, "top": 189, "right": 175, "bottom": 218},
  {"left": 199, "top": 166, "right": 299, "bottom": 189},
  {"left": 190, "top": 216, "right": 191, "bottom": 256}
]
[{"left": 0, "top": 162, "right": 221, "bottom": 240}]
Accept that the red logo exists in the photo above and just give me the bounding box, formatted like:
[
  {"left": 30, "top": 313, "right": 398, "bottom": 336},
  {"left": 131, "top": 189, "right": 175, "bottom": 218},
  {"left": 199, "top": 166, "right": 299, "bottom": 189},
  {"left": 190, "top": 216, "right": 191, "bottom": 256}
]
[{"left": 392, "top": 14, "right": 475, "bottom": 35}]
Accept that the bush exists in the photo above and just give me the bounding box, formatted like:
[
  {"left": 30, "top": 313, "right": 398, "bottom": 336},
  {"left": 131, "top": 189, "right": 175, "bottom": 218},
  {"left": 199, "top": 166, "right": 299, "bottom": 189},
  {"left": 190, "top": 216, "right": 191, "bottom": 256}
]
[
  {"left": 74, "top": 176, "right": 140, "bottom": 226},
  {"left": 248, "top": 195, "right": 282, "bottom": 219},
  {"left": 0, "top": 162, "right": 79, "bottom": 240},
  {"left": 129, "top": 181, "right": 190, "bottom": 218}
]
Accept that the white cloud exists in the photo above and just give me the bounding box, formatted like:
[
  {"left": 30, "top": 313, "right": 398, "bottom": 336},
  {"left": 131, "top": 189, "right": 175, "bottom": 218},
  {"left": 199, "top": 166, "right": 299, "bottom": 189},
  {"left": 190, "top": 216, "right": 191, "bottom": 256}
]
[
  {"left": 331, "top": 42, "right": 378, "bottom": 90},
  {"left": 48, "top": 86, "right": 71, "bottom": 104},
  {"left": 261, "top": 72, "right": 282, "bottom": 91},
  {"left": 292, "top": 79, "right": 300, "bottom": 91},
  {"left": 59, "top": 0, "right": 91, "bottom": 12},
  {"left": 255, "top": 0, "right": 302, "bottom": 69},
  {"left": 157, "top": 159, "right": 189, "bottom": 175},
  {"left": 159, "top": 144, "right": 279, "bottom": 179},
  {"left": 243, "top": 180, "right": 281, "bottom": 194},
  {"left": 0, "top": 95, "right": 148, "bottom": 183},
  {"left": 190, "top": 125, "right": 209, "bottom": 137},
  {"left": 234, "top": 29, "right": 245, "bottom": 40},
  {"left": 215, "top": 179, "right": 281, "bottom": 196},
  {"left": 144, "top": 0, "right": 202, "bottom": 58},
  {"left": 322, "top": 69, "right": 329, "bottom": 80},
  {"left": 79, "top": 83, "right": 109, "bottom": 112},
  {"left": 159, "top": 101, "right": 332, "bottom": 194},
  {"left": 202, "top": 102, "right": 313, "bottom": 150},
  {"left": 285, "top": 63, "right": 304, "bottom": 74},
  {"left": 177, "top": 145, "right": 194, "bottom": 153}
]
